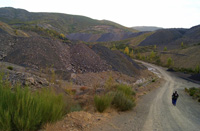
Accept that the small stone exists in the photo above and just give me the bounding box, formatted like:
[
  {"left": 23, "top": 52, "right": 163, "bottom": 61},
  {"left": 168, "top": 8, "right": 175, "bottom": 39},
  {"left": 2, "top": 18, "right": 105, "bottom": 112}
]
[{"left": 26, "top": 77, "right": 35, "bottom": 84}]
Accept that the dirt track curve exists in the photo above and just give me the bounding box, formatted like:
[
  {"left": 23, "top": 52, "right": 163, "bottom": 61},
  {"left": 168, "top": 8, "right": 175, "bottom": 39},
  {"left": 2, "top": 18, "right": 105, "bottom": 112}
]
[{"left": 91, "top": 61, "right": 200, "bottom": 131}]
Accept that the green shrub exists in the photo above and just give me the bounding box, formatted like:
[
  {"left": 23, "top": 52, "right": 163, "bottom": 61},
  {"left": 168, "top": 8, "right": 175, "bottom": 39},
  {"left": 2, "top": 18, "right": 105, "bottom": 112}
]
[
  {"left": 94, "top": 94, "right": 113, "bottom": 113},
  {"left": 189, "top": 87, "right": 197, "bottom": 96},
  {"left": 164, "top": 46, "right": 167, "bottom": 51},
  {"left": 112, "top": 91, "right": 135, "bottom": 111},
  {"left": 185, "top": 87, "right": 200, "bottom": 102},
  {"left": 116, "top": 84, "right": 135, "bottom": 96},
  {"left": 7, "top": 66, "right": 13, "bottom": 70},
  {"left": 189, "top": 90, "right": 196, "bottom": 96},
  {"left": 0, "top": 81, "right": 65, "bottom": 131}
]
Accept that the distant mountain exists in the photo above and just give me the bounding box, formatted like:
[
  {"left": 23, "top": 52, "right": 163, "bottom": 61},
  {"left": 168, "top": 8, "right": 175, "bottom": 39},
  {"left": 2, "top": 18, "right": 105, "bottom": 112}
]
[
  {"left": 132, "top": 26, "right": 163, "bottom": 32},
  {"left": 0, "top": 7, "right": 141, "bottom": 42},
  {"left": 139, "top": 28, "right": 187, "bottom": 46},
  {"left": 138, "top": 25, "right": 200, "bottom": 49},
  {"left": 0, "top": 7, "right": 137, "bottom": 34}
]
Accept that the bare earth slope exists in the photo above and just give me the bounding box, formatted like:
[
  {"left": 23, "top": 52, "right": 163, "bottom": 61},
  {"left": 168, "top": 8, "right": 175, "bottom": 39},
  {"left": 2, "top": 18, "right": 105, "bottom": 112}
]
[{"left": 91, "top": 62, "right": 200, "bottom": 131}]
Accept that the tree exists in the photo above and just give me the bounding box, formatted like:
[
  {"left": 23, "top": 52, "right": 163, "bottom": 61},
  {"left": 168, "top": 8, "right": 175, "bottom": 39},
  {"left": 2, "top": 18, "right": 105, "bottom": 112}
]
[
  {"left": 167, "top": 57, "right": 173, "bottom": 67},
  {"left": 130, "top": 50, "right": 134, "bottom": 58},
  {"left": 14, "top": 29, "right": 18, "bottom": 35},
  {"left": 111, "top": 44, "right": 117, "bottom": 50},
  {"left": 136, "top": 53, "right": 142, "bottom": 60},
  {"left": 150, "top": 51, "right": 156, "bottom": 61},
  {"left": 142, "top": 56, "right": 145, "bottom": 60},
  {"left": 59, "top": 33, "right": 65, "bottom": 39},
  {"left": 181, "top": 42, "right": 184, "bottom": 49},
  {"left": 164, "top": 46, "right": 167, "bottom": 51},
  {"left": 154, "top": 45, "right": 157, "bottom": 50},
  {"left": 195, "top": 65, "right": 200, "bottom": 73},
  {"left": 124, "top": 47, "right": 129, "bottom": 55}
]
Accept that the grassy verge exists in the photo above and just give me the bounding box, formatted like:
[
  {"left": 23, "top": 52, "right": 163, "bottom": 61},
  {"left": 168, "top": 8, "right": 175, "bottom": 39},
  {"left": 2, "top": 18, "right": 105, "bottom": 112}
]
[
  {"left": 0, "top": 74, "right": 66, "bottom": 131},
  {"left": 185, "top": 87, "right": 200, "bottom": 102}
]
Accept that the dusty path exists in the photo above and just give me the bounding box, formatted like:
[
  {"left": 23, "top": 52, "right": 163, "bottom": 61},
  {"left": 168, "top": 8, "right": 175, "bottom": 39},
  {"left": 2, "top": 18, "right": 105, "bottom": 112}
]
[{"left": 91, "top": 62, "right": 200, "bottom": 131}]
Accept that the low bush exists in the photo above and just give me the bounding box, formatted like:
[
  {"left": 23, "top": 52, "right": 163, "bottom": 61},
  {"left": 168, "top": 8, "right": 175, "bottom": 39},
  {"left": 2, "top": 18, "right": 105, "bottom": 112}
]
[
  {"left": 0, "top": 76, "right": 66, "bottom": 131},
  {"left": 189, "top": 87, "right": 196, "bottom": 96},
  {"left": 94, "top": 94, "right": 113, "bottom": 113},
  {"left": 116, "top": 84, "right": 136, "bottom": 97},
  {"left": 94, "top": 84, "right": 136, "bottom": 112},
  {"left": 112, "top": 91, "right": 134, "bottom": 111},
  {"left": 185, "top": 87, "right": 200, "bottom": 101},
  {"left": 7, "top": 66, "right": 13, "bottom": 70},
  {"left": 173, "top": 67, "right": 195, "bottom": 74}
]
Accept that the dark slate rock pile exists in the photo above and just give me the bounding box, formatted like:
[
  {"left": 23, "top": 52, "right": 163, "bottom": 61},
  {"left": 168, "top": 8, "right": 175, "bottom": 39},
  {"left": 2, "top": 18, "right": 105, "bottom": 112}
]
[
  {"left": 70, "top": 43, "right": 111, "bottom": 73},
  {"left": 92, "top": 44, "right": 143, "bottom": 76}
]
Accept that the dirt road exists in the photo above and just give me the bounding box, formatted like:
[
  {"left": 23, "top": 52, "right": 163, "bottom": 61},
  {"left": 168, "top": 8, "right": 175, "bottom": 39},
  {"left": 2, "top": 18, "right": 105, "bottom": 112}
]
[{"left": 91, "top": 62, "right": 200, "bottom": 131}]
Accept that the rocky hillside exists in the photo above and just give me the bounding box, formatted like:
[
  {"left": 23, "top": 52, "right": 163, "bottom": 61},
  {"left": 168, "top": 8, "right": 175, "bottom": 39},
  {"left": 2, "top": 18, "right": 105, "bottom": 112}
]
[
  {"left": 92, "top": 44, "right": 141, "bottom": 76},
  {"left": 70, "top": 43, "right": 110, "bottom": 73},
  {"left": 139, "top": 28, "right": 187, "bottom": 46},
  {"left": 0, "top": 23, "right": 145, "bottom": 79},
  {"left": 67, "top": 31, "right": 145, "bottom": 42},
  {"left": 0, "top": 30, "right": 110, "bottom": 73}
]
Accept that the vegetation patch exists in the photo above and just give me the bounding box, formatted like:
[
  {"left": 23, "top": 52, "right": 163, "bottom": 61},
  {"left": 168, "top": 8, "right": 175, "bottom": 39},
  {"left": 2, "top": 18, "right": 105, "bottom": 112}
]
[
  {"left": 18, "top": 25, "right": 69, "bottom": 42},
  {"left": 185, "top": 87, "right": 200, "bottom": 102},
  {"left": 112, "top": 91, "right": 135, "bottom": 111},
  {"left": 112, "top": 84, "right": 136, "bottom": 111},
  {"left": 0, "top": 74, "right": 66, "bottom": 131},
  {"left": 115, "top": 84, "right": 136, "bottom": 97},
  {"left": 7, "top": 66, "right": 13, "bottom": 70},
  {"left": 94, "top": 84, "right": 136, "bottom": 112},
  {"left": 94, "top": 94, "right": 113, "bottom": 113}
]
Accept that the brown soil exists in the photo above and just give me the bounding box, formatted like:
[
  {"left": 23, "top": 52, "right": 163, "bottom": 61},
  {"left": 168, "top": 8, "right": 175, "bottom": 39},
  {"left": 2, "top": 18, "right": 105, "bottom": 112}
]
[
  {"left": 44, "top": 70, "right": 161, "bottom": 131},
  {"left": 44, "top": 110, "right": 116, "bottom": 131}
]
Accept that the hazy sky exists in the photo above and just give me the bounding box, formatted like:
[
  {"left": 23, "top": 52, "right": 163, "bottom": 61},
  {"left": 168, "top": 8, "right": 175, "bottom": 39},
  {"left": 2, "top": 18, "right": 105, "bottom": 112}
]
[{"left": 1, "top": 0, "right": 200, "bottom": 28}]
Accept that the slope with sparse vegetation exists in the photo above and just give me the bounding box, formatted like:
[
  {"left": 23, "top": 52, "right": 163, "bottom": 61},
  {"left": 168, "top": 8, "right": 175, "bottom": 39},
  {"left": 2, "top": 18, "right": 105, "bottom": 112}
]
[{"left": 0, "top": 7, "right": 137, "bottom": 34}]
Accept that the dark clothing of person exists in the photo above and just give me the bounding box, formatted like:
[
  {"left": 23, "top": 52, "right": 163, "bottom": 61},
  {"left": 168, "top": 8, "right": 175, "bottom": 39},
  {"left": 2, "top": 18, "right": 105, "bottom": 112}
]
[
  {"left": 172, "top": 92, "right": 179, "bottom": 106},
  {"left": 172, "top": 99, "right": 177, "bottom": 105}
]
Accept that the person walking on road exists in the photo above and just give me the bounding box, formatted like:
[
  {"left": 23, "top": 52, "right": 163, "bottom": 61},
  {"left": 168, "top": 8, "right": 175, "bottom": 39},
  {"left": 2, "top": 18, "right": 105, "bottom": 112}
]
[{"left": 172, "top": 91, "right": 179, "bottom": 106}]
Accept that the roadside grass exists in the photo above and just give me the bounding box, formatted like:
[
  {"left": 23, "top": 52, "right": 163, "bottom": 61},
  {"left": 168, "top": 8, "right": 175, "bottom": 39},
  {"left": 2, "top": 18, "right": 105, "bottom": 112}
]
[
  {"left": 0, "top": 73, "right": 66, "bottom": 131},
  {"left": 112, "top": 84, "right": 136, "bottom": 111},
  {"left": 94, "top": 94, "right": 113, "bottom": 113},
  {"left": 115, "top": 84, "right": 136, "bottom": 97},
  {"left": 185, "top": 87, "right": 200, "bottom": 102},
  {"left": 112, "top": 91, "right": 135, "bottom": 111},
  {"left": 94, "top": 84, "right": 136, "bottom": 112}
]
